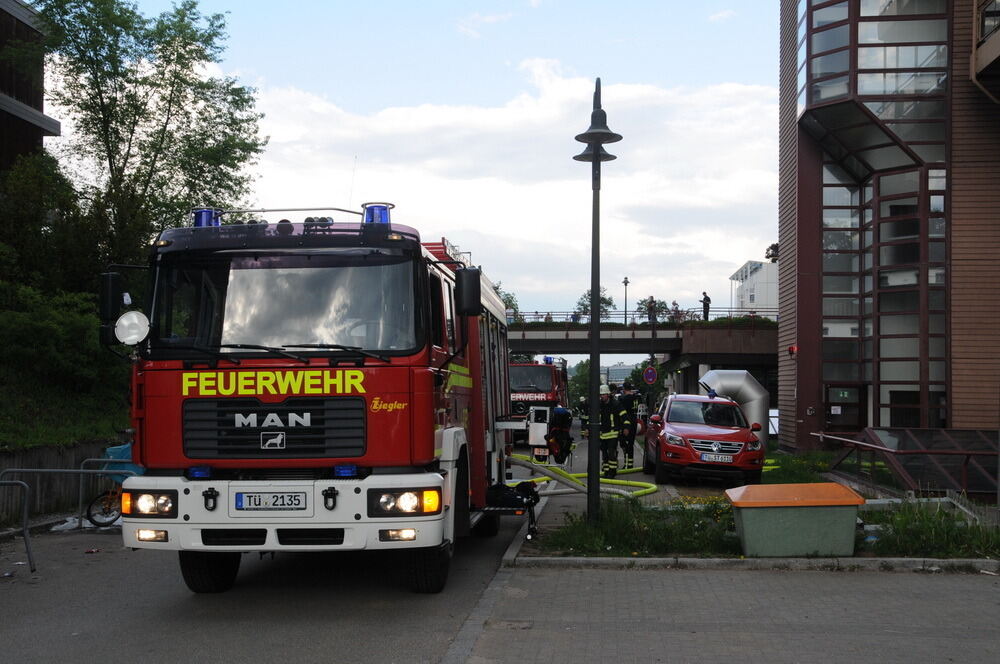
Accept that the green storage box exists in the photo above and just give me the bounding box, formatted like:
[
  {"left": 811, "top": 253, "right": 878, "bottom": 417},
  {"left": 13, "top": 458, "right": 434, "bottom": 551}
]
[{"left": 725, "top": 483, "right": 865, "bottom": 557}]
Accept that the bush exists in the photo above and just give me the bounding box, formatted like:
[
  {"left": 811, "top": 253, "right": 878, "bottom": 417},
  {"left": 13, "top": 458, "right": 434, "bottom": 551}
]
[{"left": 0, "top": 281, "right": 129, "bottom": 449}]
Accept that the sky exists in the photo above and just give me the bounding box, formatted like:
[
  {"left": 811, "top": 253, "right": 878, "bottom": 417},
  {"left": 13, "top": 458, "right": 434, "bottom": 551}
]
[{"left": 129, "top": 1, "right": 780, "bottom": 368}]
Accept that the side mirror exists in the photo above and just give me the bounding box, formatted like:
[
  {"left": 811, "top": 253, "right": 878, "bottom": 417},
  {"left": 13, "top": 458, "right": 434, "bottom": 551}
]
[
  {"left": 649, "top": 414, "right": 662, "bottom": 424},
  {"left": 455, "top": 267, "right": 482, "bottom": 316},
  {"left": 99, "top": 272, "right": 123, "bottom": 346},
  {"left": 751, "top": 422, "right": 762, "bottom": 432}
]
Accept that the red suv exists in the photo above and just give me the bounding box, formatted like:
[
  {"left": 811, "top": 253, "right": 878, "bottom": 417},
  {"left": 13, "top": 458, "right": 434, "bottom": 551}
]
[{"left": 642, "top": 394, "right": 765, "bottom": 485}]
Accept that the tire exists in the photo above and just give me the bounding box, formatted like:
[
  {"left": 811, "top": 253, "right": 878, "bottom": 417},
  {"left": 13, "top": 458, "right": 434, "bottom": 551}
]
[
  {"left": 472, "top": 512, "right": 500, "bottom": 538},
  {"left": 744, "top": 470, "right": 763, "bottom": 485},
  {"left": 654, "top": 450, "right": 672, "bottom": 485},
  {"left": 642, "top": 443, "right": 655, "bottom": 474},
  {"left": 86, "top": 491, "right": 122, "bottom": 527},
  {"left": 178, "top": 551, "right": 242, "bottom": 593},
  {"left": 408, "top": 544, "right": 452, "bottom": 593},
  {"left": 454, "top": 453, "right": 471, "bottom": 538}
]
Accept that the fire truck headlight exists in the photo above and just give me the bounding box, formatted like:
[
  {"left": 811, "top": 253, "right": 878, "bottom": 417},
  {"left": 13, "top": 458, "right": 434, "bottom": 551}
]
[
  {"left": 368, "top": 488, "right": 442, "bottom": 517},
  {"left": 122, "top": 490, "right": 178, "bottom": 518},
  {"left": 114, "top": 310, "right": 150, "bottom": 345},
  {"left": 396, "top": 492, "right": 420, "bottom": 513}
]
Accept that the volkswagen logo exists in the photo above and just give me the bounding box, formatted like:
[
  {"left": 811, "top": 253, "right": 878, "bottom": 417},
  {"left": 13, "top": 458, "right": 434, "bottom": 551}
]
[{"left": 711, "top": 441, "right": 721, "bottom": 453}]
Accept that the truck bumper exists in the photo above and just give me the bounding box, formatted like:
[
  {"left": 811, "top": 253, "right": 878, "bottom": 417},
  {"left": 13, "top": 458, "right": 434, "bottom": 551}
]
[{"left": 121, "top": 474, "right": 445, "bottom": 552}]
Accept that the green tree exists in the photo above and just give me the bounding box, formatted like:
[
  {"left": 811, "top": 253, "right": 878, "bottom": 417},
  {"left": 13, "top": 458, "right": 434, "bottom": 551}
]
[
  {"left": 493, "top": 281, "right": 522, "bottom": 321},
  {"left": 568, "top": 359, "right": 591, "bottom": 404},
  {"left": 574, "top": 287, "right": 615, "bottom": 320},
  {"left": 635, "top": 296, "right": 670, "bottom": 322},
  {"left": 766, "top": 242, "right": 779, "bottom": 263},
  {"left": 32, "top": 0, "right": 267, "bottom": 267},
  {"left": 0, "top": 152, "right": 101, "bottom": 292}
]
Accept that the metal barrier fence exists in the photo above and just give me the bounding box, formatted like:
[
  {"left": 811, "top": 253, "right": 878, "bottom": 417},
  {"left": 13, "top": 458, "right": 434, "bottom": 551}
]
[
  {"left": 0, "top": 468, "right": 139, "bottom": 572},
  {"left": 0, "top": 480, "right": 34, "bottom": 572}
]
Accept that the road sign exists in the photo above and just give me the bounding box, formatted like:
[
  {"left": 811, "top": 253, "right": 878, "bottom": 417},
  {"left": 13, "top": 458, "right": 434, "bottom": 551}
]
[{"left": 642, "top": 366, "right": 657, "bottom": 385}]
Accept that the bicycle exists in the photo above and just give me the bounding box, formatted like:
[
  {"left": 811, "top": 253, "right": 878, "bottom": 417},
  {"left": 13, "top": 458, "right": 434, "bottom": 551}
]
[{"left": 85, "top": 442, "right": 144, "bottom": 527}]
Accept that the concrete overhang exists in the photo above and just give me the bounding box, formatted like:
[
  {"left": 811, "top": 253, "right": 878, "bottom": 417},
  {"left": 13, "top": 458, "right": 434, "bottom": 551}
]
[{"left": 0, "top": 93, "right": 60, "bottom": 136}]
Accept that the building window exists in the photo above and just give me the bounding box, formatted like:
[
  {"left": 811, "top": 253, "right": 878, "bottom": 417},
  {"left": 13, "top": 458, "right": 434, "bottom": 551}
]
[
  {"left": 982, "top": 1, "right": 1000, "bottom": 42},
  {"left": 861, "top": 0, "right": 947, "bottom": 16}
]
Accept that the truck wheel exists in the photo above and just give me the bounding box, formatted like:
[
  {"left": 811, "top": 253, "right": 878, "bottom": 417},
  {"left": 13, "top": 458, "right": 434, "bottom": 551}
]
[
  {"left": 178, "top": 551, "right": 241, "bottom": 593},
  {"left": 642, "top": 444, "right": 655, "bottom": 474},
  {"left": 654, "top": 455, "right": 672, "bottom": 485},
  {"left": 408, "top": 543, "right": 452, "bottom": 593},
  {"left": 472, "top": 512, "right": 500, "bottom": 538}
]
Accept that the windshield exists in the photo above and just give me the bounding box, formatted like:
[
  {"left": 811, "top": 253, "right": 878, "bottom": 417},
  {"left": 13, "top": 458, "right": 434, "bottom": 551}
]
[
  {"left": 151, "top": 249, "right": 417, "bottom": 354},
  {"left": 509, "top": 366, "right": 554, "bottom": 392},
  {"left": 667, "top": 401, "right": 748, "bottom": 428}
]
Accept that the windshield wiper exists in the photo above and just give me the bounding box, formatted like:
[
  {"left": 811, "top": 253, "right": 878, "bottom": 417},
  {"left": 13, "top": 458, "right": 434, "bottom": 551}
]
[
  {"left": 153, "top": 344, "right": 241, "bottom": 365},
  {"left": 284, "top": 343, "right": 390, "bottom": 363},
  {"left": 214, "top": 343, "right": 309, "bottom": 363},
  {"left": 513, "top": 383, "right": 542, "bottom": 390}
]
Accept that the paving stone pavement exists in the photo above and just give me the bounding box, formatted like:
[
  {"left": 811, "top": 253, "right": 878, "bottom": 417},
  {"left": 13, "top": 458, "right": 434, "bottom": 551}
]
[
  {"left": 443, "top": 459, "right": 1000, "bottom": 664},
  {"left": 454, "top": 565, "right": 1000, "bottom": 663}
]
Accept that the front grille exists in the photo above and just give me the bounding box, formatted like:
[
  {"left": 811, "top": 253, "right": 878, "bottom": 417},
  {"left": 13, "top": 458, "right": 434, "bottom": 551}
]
[
  {"left": 201, "top": 529, "right": 267, "bottom": 546},
  {"left": 689, "top": 439, "right": 744, "bottom": 454},
  {"left": 276, "top": 529, "right": 345, "bottom": 545},
  {"left": 183, "top": 397, "right": 366, "bottom": 459}
]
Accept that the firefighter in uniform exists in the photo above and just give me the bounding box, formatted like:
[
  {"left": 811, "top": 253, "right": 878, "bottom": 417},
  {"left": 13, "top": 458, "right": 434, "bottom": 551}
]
[
  {"left": 598, "top": 384, "right": 622, "bottom": 478},
  {"left": 617, "top": 380, "right": 639, "bottom": 468},
  {"left": 578, "top": 396, "right": 589, "bottom": 438}
]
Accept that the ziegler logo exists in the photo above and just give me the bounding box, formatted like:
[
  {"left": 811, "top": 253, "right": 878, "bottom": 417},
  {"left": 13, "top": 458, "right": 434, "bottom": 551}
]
[
  {"left": 235, "top": 413, "right": 312, "bottom": 428},
  {"left": 261, "top": 431, "right": 286, "bottom": 450},
  {"left": 370, "top": 397, "right": 408, "bottom": 413}
]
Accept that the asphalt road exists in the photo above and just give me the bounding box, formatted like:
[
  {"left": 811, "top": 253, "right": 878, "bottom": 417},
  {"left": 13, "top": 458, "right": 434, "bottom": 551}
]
[{"left": 0, "top": 516, "right": 522, "bottom": 663}]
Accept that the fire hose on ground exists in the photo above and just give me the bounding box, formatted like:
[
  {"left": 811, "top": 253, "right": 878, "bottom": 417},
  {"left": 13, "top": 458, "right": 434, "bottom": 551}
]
[{"left": 508, "top": 453, "right": 658, "bottom": 498}]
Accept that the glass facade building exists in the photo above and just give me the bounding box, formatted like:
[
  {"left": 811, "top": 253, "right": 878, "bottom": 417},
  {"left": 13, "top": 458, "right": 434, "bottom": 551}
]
[{"left": 779, "top": 0, "right": 1000, "bottom": 448}]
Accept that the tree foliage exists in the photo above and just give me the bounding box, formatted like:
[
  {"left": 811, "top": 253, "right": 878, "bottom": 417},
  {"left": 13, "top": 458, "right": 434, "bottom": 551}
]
[
  {"left": 32, "top": 0, "right": 267, "bottom": 266},
  {"left": 766, "top": 242, "right": 779, "bottom": 263},
  {"left": 574, "top": 287, "right": 615, "bottom": 319}
]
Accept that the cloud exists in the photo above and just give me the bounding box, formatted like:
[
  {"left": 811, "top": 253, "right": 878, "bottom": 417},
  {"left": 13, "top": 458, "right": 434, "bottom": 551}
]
[
  {"left": 251, "top": 59, "right": 777, "bottom": 315},
  {"left": 457, "top": 12, "right": 514, "bottom": 38},
  {"left": 709, "top": 9, "right": 737, "bottom": 22}
]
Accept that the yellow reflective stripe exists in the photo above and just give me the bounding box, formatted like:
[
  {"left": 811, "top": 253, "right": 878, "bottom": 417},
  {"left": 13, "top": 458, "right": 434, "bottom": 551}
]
[
  {"left": 433, "top": 448, "right": 443, "bottom": 457},
  {"left": 445, "top": 363, "right": 473, "bottom": 389}
]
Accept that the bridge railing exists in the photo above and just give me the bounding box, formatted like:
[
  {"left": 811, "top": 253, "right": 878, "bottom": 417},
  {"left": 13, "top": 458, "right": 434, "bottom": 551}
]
[{"left": 506, "top": 307, "right": 778, "bottom": 327}]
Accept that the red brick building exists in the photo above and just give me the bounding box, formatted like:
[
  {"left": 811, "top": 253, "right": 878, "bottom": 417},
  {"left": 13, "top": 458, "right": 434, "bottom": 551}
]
[{"left": 779, "top": 0, "right": 1000, "bottom": 449}]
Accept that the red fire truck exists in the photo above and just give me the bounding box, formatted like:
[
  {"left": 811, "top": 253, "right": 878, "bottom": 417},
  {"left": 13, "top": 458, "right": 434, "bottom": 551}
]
[
  {"left": 99, "top": 204, "right": 521, "bottom": 594},
  {"left": 508, "top": 357, "right": 568, "bottom": 443}
]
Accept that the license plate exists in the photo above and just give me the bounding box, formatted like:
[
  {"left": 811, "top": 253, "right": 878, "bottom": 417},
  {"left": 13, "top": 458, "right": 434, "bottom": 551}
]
[
  {"left": 701, "top": 453, "right": 733, "bottom": 463},
  {"left": 532, "top": 447, "right": 549, "bottom": 457},
  {"left": 235, "top": 492, "right": 307, "bottom": 511}
]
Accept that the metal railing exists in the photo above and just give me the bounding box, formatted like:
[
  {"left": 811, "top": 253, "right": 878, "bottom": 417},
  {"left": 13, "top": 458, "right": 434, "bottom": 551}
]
[
  {"left": 0, "top": 468, "right": 140, "bottom": 572},
  {"left": 812, "top": 431, "right": 998, "bottom": 496},
  {"left": 0, "top": 480, "right": 34, "bottom": 572},
  {"left": 507, "top": 307, "right": 778, "bottom": 325},
  {"left": 75, "top": 457, "right": 140, "bottom": 530}
]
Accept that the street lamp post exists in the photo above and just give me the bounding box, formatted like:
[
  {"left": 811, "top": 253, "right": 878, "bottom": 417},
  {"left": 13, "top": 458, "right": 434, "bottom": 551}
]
[
  {"left": 623, "top": 276, "right": 629, "bottom": 324},
  {"left": 574, "top": 78, "right": 622, "bottom": 523}
]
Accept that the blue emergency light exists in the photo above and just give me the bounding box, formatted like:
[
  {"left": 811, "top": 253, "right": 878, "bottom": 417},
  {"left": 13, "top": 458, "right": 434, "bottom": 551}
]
[
  {"left": 363, "top": 204, "right": 390, "bottom": 224},
  {"left": 188, "top": 465, "right": 212, "bottom": 479},
  {"left": 334, "top": 464, "right": 358, "bottom": 478},
  {"left": 193, "top": 208, "right": 221, "bottom": 227},
  {"left": 543, "top": 356, "right": 553, "bottom": 364}
]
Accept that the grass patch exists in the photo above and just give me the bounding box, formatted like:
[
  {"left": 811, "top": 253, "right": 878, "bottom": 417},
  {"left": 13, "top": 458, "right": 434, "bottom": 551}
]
[
  {"left": 761, "top": 450, "right": 833, "bottom": 484},
  {"left": 539, "top": 496, "right": 741, "bottom": 557},
  {"left": 860, "top": 501, "right": 1000, "bottom": 558}
]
